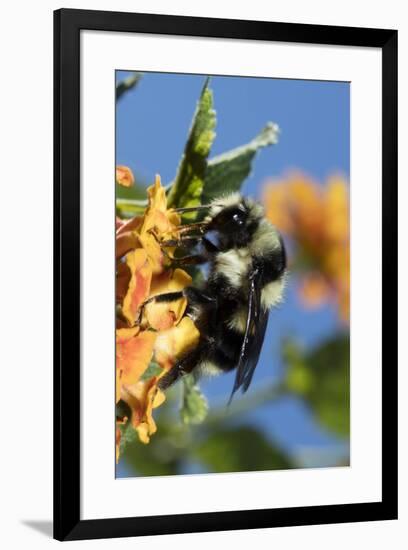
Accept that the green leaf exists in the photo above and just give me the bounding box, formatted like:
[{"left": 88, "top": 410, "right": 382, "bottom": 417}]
[
  {"left": 116, "top": 182, "right": 148, "bottom": 201},
  {"left": 201, "top": 122, "right": 279, "bottom": 204},
  {"left": 194, "top": 426, "right": 293, "bottom": 473},
  {"left": 166, "top": 78, "right": 216, "bottom": 217},
  {"left": 116, "top": 198, "right": 147, "bottom": 218},
  {"left": 180, "top": 374, "right": 209, "bottom": 425},
  {"left": 115, "top": 173, "right": 149, "bottom": 218},
  {"left": 118, "top": 419, "right": 137, "bottom": 457},
  {"left": 119, "top": 419, "right": 181, "bottom": 476},
  {"left": 116, "top": 73, "right": 142, "bottom": 101},
  {"left": 119, "top": 397, "right": 191, "bottom": 476},
  {"left": 140, "top": 361, "right": 163, "bottom": 381},
  {"left": 284, "top": 336, "right": 350, "bottom": 437}
]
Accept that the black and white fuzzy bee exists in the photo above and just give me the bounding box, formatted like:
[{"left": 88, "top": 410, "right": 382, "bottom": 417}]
[{"left": 142, "top": 193, "right": 287, "bottom": 401}]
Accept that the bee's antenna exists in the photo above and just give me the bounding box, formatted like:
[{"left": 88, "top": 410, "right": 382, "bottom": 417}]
[{"left": 173, "top": 204, "right": 212, "bottom": 213}]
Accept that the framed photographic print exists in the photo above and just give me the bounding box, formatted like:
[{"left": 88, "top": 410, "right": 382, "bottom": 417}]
[{"left": 54, "top": 8, "right": 398, "bottom": 541}]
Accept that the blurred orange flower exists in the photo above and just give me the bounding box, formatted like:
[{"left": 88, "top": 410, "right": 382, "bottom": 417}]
[
  {"left": 115, "top": 175, "right": 199, "bottom": 458},
  {"left": 263, "top": 173, "right": 349, "bottom": 322}
]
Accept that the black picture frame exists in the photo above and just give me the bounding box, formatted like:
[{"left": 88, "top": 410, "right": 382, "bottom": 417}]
[{"left": 54, "top": 8, "right": 398, "bottom": 541}]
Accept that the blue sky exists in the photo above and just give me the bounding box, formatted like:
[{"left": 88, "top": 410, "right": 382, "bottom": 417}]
[
  {"left": 116, "top": 71, "right": 349, "bottom": 190},
  {"left": 116, "top": 71, "right": 350, "bottom": 476}
]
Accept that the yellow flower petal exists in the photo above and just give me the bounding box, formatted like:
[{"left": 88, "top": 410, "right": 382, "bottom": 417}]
[
  {"left": 154, "top": 317, "right": 200, "bottom": 371},
  {"left": 140, "top": 175, "right": 181, "bottom": 246},
  {"left": 138, "top": 232, "right": 164, "bottom": 274},
  {"left": 121, "top": 379, "right": 166, "bottom": 444},
  {"left": 136, "top": 385, "right": 166, "bottom": 444},
  {"left": 144, "top": 269, "right": 191, "bottom": 330},
  {"left": 147, "top": 174, "right": 168, "bottom": 212},
  {"left": 122, "top": 249, "right": 152, "bottom": 325},
  {"left": 116, "top": 261, "right": 131, "bottom": 304}
]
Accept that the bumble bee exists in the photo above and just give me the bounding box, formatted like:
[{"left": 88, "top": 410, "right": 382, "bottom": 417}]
[{"left": 142, "top": 193, "right": 287, "bottom": 400}]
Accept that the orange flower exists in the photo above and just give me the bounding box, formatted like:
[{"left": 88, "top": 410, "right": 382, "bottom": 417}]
[
  {"left": 116, "top": 165, "right": 135, "bottom": 187},
  {"left": 121, "top": 249, "right": 152, "bottom": 325},
  {"left": 116, "top": 327, "right": 156, "bottom": 402},
  {"left": 115, "top": 174, "right": 200, "bottom": 456},
  {"left": 138, "top": 176, "right": 181, "bottom": 273},
  {"left": 263, "top": 172, "right": 349, "bottom": 322},
  {"left": 121, "top": 379, "right": 166, "bottom": 444}
]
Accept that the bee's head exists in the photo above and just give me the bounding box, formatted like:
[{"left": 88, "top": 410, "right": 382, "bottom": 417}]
[{"left": 206, "top": 193, "right": 264, "bottom": 248}]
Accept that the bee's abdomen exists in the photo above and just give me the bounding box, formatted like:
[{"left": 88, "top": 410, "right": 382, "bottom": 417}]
[{"left": 199, "top": 335, "right": 242, "bottom": 375}]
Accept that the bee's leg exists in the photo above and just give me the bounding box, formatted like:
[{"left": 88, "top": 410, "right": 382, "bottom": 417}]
[
  {"left": 160, "top": 244, "right": 208, "bottom": 267},
  {"left": 201, "top": 237, "right": 219, "bottom": 254},
  {"left": 157, "top": 289, "right": 219, "bottom": 388},
  {"left": 159, "top": 246, "right": 208, "bottom": 267},
  {"left": 170, "top": 254, "right": 208, "bottom": 267},
  {"left": 141, "top": 291, "right": 185, "bottom": 306},
  {"left": 137, "top": 286, "right": 216, "bottom": 325},
  {"left": 148, "top": 227, "right": 205, "bottom": 251},
  {"left": 177, "top": 222, "right": 207, "bottom": 235},
  {"left": 161, "top": 236, "right": 219, "bottom": 267},
  {"left": 149, "top": 233, "right": 209, "bottom": 267},
  {"left": 159, "top": 235, "right": 201, "bottom": 248},
  {"left": 136, "top": 291, "right": 185, "bottom": 324},
  {"left": 139, "top": 287, "right": 214, "bottom": 311},
  {"left": 160, "top": 235, "right": 218, "bottom": 253},
  {"left": 158, "top": 345, "right": 206, "bottom": 390},
  {"left": 183, "top": 287, "right": 217, "bottom": 310}
]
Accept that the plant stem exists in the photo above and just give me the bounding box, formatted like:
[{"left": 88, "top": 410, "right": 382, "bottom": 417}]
[{"left": 205, "top": 381, "right": 288, "bottom": 426}]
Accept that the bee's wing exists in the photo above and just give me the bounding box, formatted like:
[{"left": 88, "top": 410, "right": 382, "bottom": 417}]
[
  {"left": 241, "top": 306, "right": 268, "bottom": 393},
  {"left": 229, "top": 268, "right": 268, "bottom": 401}
]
